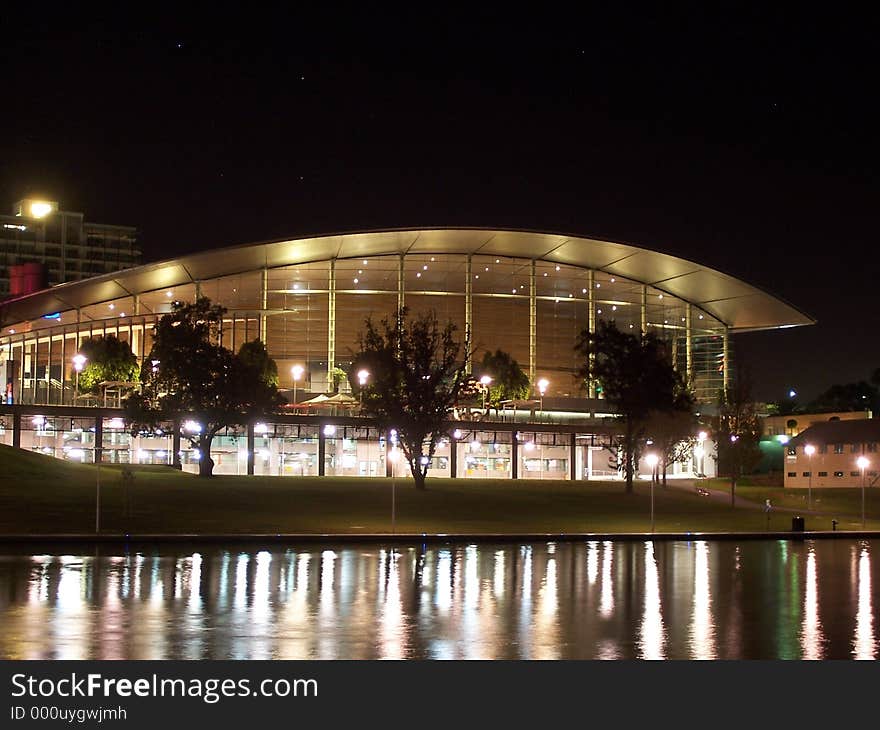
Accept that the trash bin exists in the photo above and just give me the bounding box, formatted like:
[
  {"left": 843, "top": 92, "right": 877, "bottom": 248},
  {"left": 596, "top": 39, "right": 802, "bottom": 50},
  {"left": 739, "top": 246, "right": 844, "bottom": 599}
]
[{"left": 791, "top": 516, "right": 805, "bottom": 532}]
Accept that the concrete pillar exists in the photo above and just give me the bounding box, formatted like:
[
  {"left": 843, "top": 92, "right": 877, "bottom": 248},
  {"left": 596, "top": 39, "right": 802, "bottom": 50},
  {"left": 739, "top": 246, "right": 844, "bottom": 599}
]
[
  {"left": 569, "top": 432, "right": 577, "bottom": 481},
  {"left": 327, "top": 259, "right": 336, "bottom": 385},
  {"left": 172, "top": 422, "right": 181, "bottom": 470},
  {"left": 511, "top": 434, "right": 518, "bottom": 479},
  {"left": 641, "top": 284, "right": 648, "bottom": 333},
  {"left": 12, "top": 411, "right": 21, "bottom": 449},
  {"left": 318, "top": 426, "right": 326, "bottom": 476},
  {"left": 247, "top": 421, "right": 255, "bottom": 476},
  {"left": 465, "top": 254, "right": 473, "bottom": 373},
  {"left": 94, "top": 415, "right": 103, "bottom": 465},
  {"left": 397, "top": 254, "right": 405, "bottom": 313},
  {"left": 588, "top": 270, "right": 596, "bottom": 398},
  {"left": 449, "top": 435, "right": 458, "bottom": 479},
  {"left": 259, "top": 267, "right": 268, "bottom": 342},
  {"left": 723, "top": 327, "right": 730, "bottom": 393},
  {"left": 686, "top": 304, "right": 693, "bottom": 384},
  {"left": 529, "top": 260, "right": 536, "bottom": 383}
]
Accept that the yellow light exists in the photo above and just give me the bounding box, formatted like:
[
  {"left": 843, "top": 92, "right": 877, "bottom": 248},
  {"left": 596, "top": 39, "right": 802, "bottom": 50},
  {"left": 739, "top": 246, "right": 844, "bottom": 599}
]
[{"left": 30, "top": 201, "right": 53, "bottom": 218}]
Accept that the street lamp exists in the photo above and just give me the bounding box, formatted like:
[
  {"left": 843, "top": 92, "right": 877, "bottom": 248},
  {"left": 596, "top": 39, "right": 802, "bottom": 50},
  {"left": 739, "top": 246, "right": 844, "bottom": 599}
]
[
  {"left": 696, "top": 430, "right": 708, "bottom": 477},
  {"left": 857, "top": 455, "right": 869, "bottom": 528},
  {"left": 72, "top": 353, "right": 87, "bottom": 403},
  {"left": 537, "top": 378, "right": 549, "bottom": 415},
  {"left": 357, "top": 369, "right": 369, "bottom": 409},
  {"left": 388, "top": 445, "right": 400, "bottom": 534},
  {"left": 479, "top": 375, "right": 492, "bottom": 412},
  {"left": 291, "top": 364, "right": 304, "bottom": 406},
  {"left": 804, "top": 444, "right": 816, "bottom": 510},
  {"left": 646, "top": 452, "right": 659, "bottom": 532}
]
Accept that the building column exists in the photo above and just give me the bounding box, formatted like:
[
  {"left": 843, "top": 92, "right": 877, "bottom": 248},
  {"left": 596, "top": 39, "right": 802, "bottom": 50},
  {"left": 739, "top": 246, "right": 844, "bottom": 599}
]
[
  {"left": 259, "top": 267, "right": 268, "bottom": 342},
  {"left": 529, "top": 260, "right": 536, "bottom": 384},
  {"left": 641, "top": 284, "right": 648, "bottom": 333},
  {"left": 247, "top": 421, "right": 255, "bottom": 476},
  {"left": 723, "top": 327, "right": 730, "bottom": 393},
  {"left": 686, "top": 304, "right": 693, "bottom": 384},
  {"left": 172, "top": 421, "right": 181, "bottom": 469},
  {"left": 569, "top": 432, "right": 577, "bottom": 481},
  {"left": 449, "top": 434, "right": 458, "bottom": 479},
  {"left": 510, "top": 433, "right": 518, "bottom": 479},
  {"left": 397, "top": 254, "right": 405, "bottom": 314},
  {"left": 46, "top": 333, "right": 52, "bottom": 406},
  {"left": 327, "top": 259, "right": 336, "bottom": 385},
  {"left": 465, "top": 254, "right": 473, "bottom": 373},
  {"left": 94, "top": 415, "right": 103, "bottom": 465},
  {"left": 12, "top": 411, "right": 21, "bottom": 449},
  {"left": 318, "top": 426, "right": 326, "bottom": 476},
  {"left": 588, "top": 270, "right": 596, "bottom": 398}
]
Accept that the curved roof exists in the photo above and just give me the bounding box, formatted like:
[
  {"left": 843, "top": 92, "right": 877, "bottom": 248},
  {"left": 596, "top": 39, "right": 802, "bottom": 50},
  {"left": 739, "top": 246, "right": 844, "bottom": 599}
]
[{"left": 0, "top": 228, "right": 815, "bottom": 332}]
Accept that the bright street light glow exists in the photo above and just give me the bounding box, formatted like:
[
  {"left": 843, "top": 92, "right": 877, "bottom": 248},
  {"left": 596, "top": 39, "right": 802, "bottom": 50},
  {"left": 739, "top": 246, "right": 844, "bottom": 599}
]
[
  {"left": 857, "top": 456, "right": 869, "bottom": 470},
  {"left": 804, "top": 444, "right": 816, "bottom": 456},
  {"left": 357, "top": 369, "right": 369, "bottom": 385},
  {"left": 72, "top": 354, "right": 87, "bottom": 372},
  {"left": 291, "top": 365, "right": 304, "bottom": 380},
  {"left": 645, "top": 453, "right": 659, "bottom": 468},
  {"left": 30, "top": 201, "right": 53, "bottom": 218},
  {"left": 480, "top": 375, "right": 492, "bottom": 386}
]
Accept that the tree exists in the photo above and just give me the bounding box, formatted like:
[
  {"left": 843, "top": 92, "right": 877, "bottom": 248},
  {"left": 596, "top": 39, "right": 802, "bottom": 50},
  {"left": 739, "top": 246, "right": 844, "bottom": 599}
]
[
  {"left": 77, "top": 335, "right": 138, "bottom": 394},
  {"left": 124, "top": 297, "right": 282, "bottom": 477},
  {"left": 351, "top": 307, "right": 470, "bottom": 490},
  {"left": 806, "top": 380, "right": 879, "bottom": 414},
  {"left": 476, "top": 349, "right": 530, "bottom": 411},
  {"left": 575, "top": 320, "right": 683, "bottom": 493},
  {"left": 712, "top": 374, "right": 763, "bottom": 506},
  {"left": 644, "top": 384, "right": 697, "bottom": 487}
]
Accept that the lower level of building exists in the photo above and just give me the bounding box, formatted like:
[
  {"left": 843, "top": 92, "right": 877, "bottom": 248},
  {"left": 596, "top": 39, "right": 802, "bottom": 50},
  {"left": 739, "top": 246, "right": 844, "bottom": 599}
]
[{"left": 0, "top": 405, "right": 714, "bottom": 481}]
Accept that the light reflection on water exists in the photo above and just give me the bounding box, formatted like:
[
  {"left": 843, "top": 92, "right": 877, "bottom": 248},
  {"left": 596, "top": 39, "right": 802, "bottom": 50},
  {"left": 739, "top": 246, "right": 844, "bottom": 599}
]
[{"left": 0, "top": 540, "right": 878, "bottom": 660}]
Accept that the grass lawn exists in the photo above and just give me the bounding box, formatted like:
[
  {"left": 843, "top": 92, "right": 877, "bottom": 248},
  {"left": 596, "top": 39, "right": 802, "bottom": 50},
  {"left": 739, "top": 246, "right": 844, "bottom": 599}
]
[{"left": 2, "top": 445, "right": 879, "bottom": 535}]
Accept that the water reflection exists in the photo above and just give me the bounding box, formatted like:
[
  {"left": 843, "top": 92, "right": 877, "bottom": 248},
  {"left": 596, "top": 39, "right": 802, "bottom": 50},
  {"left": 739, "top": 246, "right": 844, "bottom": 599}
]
[{"left": 0, "top": 540, "right": 879, "bottom": 659}]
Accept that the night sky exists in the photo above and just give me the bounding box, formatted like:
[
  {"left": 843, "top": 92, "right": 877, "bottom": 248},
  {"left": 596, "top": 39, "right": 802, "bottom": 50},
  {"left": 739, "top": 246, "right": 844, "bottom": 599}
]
[{"left": 2, "top": 8, "right": 877, "bottom": 403}]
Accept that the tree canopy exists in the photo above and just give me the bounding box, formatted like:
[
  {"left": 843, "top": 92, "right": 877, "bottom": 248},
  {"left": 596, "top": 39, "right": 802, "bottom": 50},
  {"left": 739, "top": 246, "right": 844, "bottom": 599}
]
[
  {"left": 712, "top": 374, "right": 763, "bottom": 506},
  {"left": 124, "top": 297, "right": 282, "bottom": 477},
  {"left": 476, "top": 349, "right": 530, "bottom": 409},
  {"left": 575, "top": 320, "right": 688, "bottom": 493},
  {"left": 351, "top": 307, "right": 470, "bottom": 490},
  {"left": 77, "top": 334, "right": 138, "bottom": 394}
]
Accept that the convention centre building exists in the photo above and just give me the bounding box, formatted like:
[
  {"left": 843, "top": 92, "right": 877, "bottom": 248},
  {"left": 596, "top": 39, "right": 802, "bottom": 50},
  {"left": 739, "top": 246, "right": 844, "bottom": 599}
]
[{"left": 0, "top": 228, "right": 814, "bottom": 480}]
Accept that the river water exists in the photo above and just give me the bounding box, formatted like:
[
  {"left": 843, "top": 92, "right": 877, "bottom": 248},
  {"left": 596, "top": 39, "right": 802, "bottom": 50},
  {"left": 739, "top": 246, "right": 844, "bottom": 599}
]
[{"left": 0, "top": 539, "right": 876, "bottom": 659}]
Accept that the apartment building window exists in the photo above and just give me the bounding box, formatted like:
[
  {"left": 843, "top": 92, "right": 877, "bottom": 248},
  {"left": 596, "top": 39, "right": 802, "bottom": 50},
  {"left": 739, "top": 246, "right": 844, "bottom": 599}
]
[
  {"left": 818, "top": 445, "right": 828, "bottom": 454},
  {"left": 850, "top": 471, "right": 860, "bottom": 477},
  {"left": 868, "top": 443, "right": 878, "bottom": 452},
  {"left": 802, "top": 471, "right": 811, "bottom": 477},
  {"left": 834, "top": 444, "right": 844, "bottom": 454},
  {"left": 818, "top": 471, "right": 828, "bottom": 477},
  {"left": 787, "top": 472, "right": 796, "bottom": 477},
  {"left": 851, "top": 444, "right": 860, "bottom": 454},
  {"left": 834, "top": 471, "right": 844, "bottom": 477}
]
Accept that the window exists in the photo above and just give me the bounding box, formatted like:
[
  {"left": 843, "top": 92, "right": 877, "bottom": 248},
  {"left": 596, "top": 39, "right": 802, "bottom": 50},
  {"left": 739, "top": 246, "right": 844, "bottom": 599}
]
[
  {"left": 802, "top": 471, "right": 811, "bottom": 477},
  {"left": 788, "top": 472, "right": 797, "bottom": 478},
  {"left": 869, "top": 471, "right": 879, "bottom": 477},
  {"left": 834, "top": 471, "right": 844, "bottom": 478},
  {"left": 818, "top": 471, "right": 828, "bottom": 477},
  {"left": 818, "top": 445, "right": 828, "bottom": 454},
  {"left": 851, "top": 444, "right": 860, "bottom": 454},
  {"left": 834, "top": 444, "right": 844, "bottom": 454},
  {"left": 851, "top": 471, "right": 860, "bottom": 477},
  {"left": 868, "top": 443, "right": 878, "bottom": 453}
]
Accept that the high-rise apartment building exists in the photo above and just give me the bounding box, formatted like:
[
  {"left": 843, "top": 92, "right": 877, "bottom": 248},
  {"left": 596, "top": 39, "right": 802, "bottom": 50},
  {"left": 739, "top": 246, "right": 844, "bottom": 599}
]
[{"left": 0, "top": 198, "right": 139, "bottom": 299}]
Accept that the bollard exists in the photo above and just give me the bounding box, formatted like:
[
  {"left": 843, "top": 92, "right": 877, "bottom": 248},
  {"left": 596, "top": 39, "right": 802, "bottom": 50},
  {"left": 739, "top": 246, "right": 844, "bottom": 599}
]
[{"left": 832, "top": 519, "right": 838, "bottom": 532}]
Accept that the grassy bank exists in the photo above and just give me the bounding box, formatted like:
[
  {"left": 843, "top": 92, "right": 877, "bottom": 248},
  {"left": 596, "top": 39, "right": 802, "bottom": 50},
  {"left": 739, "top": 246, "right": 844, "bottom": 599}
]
[{"left": 2, "top": 445, "right": 879, "bottom": 535}]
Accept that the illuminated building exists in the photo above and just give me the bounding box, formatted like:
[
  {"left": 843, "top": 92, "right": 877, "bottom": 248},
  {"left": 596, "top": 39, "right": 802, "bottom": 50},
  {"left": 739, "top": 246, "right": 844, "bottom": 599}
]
[{"left": 0, "top": 198, "right": 139, "bottom": 299}]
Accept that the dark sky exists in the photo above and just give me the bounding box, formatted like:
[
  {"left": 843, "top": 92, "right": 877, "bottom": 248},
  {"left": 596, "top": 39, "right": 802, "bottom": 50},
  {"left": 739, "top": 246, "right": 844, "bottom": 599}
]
[{"left": 2, "top": 8, "right": 877, "bottom": 403}]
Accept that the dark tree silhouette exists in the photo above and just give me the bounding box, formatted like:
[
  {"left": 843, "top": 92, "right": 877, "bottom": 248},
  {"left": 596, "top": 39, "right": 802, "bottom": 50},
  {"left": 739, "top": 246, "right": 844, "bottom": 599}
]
[
  {"left": 124, "top": 297, "right": 282, "bottom": 477},
  {"left": 575, "top": 320, "right": 684, "bottom": 493},
  {"left": 351, "top": 307, "right": 470, "bottom": 490},
  {"left": 712, "top": 374, "right": 763, "bottom": 506}
]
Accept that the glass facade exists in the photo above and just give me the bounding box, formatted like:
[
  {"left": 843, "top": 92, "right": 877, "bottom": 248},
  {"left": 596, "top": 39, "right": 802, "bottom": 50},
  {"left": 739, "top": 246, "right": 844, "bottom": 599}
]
[{"left": 0, "top": 252, "right": 729, "bottom": 406}]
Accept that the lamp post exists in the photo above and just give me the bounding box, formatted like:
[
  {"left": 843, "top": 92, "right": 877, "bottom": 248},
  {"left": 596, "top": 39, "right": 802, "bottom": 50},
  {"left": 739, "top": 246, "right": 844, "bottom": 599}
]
[
  {"left": 697, "top": 431, "right": 707, "bottom": 477},
  {"left": 857, "top": 456, "right": 869, "bottom": 528},
  {"left": 804, "top": 444, "right": 815, "bottom": 511},
  {"left": 537, "top": 378, "right": 549, "bottom": 416},
  {"left": 388, "top": 445, "right": 399, "bottom": 534},
  {"left": 357, "top": 369, "right": 369, "bottom": 409},
  {"left": 646, "top": 452, "right": 659, "bottom": 532},
  {"left": 480, "top": 375, "right": 492, "bottom": 413},
  {"left": 72, "top": 354, "right": 87, "bottom": 404},
  {"left": 291, "top": 364, "right": 304, "bottom": 407}
]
